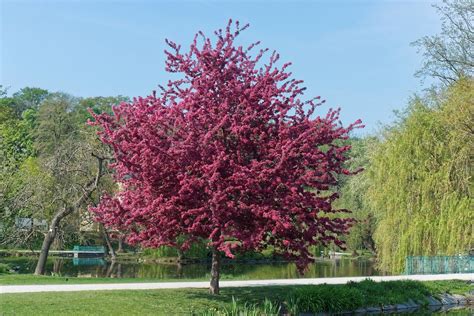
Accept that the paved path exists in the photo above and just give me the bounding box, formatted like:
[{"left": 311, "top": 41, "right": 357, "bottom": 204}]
[{"left": 1, "top": 273, "right": 472, "bottom": 294}]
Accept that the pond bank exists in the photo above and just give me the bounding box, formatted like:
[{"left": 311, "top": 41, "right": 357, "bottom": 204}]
[{"left": 341, "top": 293, "right": 473, "bottom": 315}]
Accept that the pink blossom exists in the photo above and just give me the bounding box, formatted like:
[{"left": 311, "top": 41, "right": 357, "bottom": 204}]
[{"left": 89, "top": 20, "right": 362, "bottom": 272}]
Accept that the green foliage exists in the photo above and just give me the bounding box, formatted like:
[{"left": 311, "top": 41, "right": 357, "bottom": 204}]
[
  {"left": 0, "top": 87, "right": 45, "bottom": 247},
  {"left": 11, "top": 87, "right": 49, "bottom": 117},
  {"left": 142, "top": 242, "right": 278, "bottom": 260},
  {"left": 220, "top": 297, "right": 281, "bottom": 316},
  {"left": 34, "top": 93, "right": 78, "bottom": 155},
  {"left": 143, "top": 241, "right": 209, "bottom": 259},
  {"left": 0, "top": 109, "right": 37, "bottom": 170},
  {"left": 0, "top": 157, "right": 53, "bottom": 248},
  {"left": 0, "top": 102, "right": 15, "bottom": 122},
  {"left": 336, "top": 137, "right": 378, "bottom": 253},
  {"left": 284, "top": 279, "right": 472, "bottom": 314},
  {"left": 0, "top": 263, "right": 10, "bottom": 274},
  {"left": 423, "top": 279, "right": 474, "bottom": 296},
  {"left": 0, "top": 87, "right": 125, "bottom": 250},
  {"left": 368, "top": 79, "right": 474, "bottom": 273},
  {"left": 76, "top": 95, "right": 130, "bottom": 122},
  {"left": 287, "top": 282, "right": 365, "bottom": 313},
  {"left": 143, "top": 246, "right": 180, "bottom": 258}
]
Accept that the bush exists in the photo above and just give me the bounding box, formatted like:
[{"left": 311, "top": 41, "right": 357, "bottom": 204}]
[
  {"left": 284, "top": 279, "right": 463, "bottom": 313},
  {"left": 288, "top": 284, "right": 365, "bottom": 313},
  {"left": 143, "top": 241, "right": 209, "bottom": 259},
  {"left": 0, "top": 263, "right": 11, "bottom": 274}
]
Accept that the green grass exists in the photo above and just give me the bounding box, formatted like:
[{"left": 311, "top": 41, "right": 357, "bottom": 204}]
[
  {"left": 422, "top": 279, "right": 473, "bottom": 295},
  {"left": 0, "top": 273, "right": 270, "bottom": 285},
  {"left": 0, "top": 274, "right": 210, "bottom": 285},
  {"left": 0, "top": 280, "right": 471, "bottom": 315},
  {"left": 1, "top": 288, "right": 222, "bottom": 315}
]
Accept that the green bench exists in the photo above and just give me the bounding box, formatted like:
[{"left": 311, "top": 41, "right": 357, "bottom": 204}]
[{"left": 72, "top": 245, "right": 106, "bottom": 258}]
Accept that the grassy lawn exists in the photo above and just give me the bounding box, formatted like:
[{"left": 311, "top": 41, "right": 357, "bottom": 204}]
[
  {"left": 0, "top": 288, "right": 228, "bottom": 315},
  {"left": 0, "top": 273, "right": 208, "bottom": 285},
  {"left": 0, "top": 273, "right": 276, "bottom": 285},
  {"left": 0, "top": 280, "right": 471, "bottom": 315}
]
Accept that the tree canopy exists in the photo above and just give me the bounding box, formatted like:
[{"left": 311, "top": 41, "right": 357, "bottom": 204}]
[
  {"left": 367, "top": 78, "right": 473, "bottom": 273},
  {"left": 0, "top": 88, "right": 122, "bottom": 252},
  {"left": 412, "top": 0, "right": 473, "bottom": 84},
  {"left": 90, "top": 20, "right": 362, "bottom": 293}
]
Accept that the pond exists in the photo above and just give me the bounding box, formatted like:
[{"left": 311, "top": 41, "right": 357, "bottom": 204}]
[{"left": 1, "top": 257, "right": 381, "bottom": 279}]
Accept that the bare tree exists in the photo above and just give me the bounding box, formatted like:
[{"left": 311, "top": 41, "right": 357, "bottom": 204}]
[
  {"left": 34, "top": 154, "right": 107, "bottom": 275},
  {"left": 1, "top": 93, "right": 120, "bottom": 265},
  {"left": 412, "top": 0, "right": 473, "bottom": 84},
  {"left": 26, "top": 94, "right": 115, "bottom": 275}
]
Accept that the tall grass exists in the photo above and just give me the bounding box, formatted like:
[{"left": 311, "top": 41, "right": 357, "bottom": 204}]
[{"left": 199, "top": 296, "right": 281, "bottom": 316}]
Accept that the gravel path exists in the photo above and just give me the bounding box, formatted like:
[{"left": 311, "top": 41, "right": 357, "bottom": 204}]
[{"left": 1, "top": 273, "right": 472, "bottom": 294}]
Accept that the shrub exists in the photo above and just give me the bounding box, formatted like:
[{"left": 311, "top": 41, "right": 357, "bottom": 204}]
[
  {"left": 288, "top": 284, "right": 365, "bottom": 313},
  {"left": 0, "top": 263, "right": 11, "bottom": 274}
]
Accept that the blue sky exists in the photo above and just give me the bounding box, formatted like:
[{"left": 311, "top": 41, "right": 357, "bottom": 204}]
[{"left": 1, "top": 0, "right": 441, "bottom": 133}]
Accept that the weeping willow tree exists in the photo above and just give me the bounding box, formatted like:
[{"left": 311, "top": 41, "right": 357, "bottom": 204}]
[{"left": 368, "top": 78, "right": 473, "bottom": 273}]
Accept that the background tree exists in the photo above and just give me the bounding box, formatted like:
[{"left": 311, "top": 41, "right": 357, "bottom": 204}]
[
  {"left": 90, "top": 21, "right": 362, "bottom": 294},
  {"left": 0, "top": 157, "right": 51, "bottom": 249},
  {"left": 9, "top": 87, "right": 49, "bottom": 118},
  {"left": 412, "top": 0, "right": 473, "bottom": 84},
  {"left": 0, "top": 88, "right": 124, "bottom": 269},
  {"left": 367, "top": 78, "right": 473, "bottom": 273},
  {"left": 0, "top": 88, "right": 42, "bottom": 248},
  {"left": 336, "top": 137, "right": 377, "bottom": 254},
  {"left": 0, "top": 86, "right": 16, "bottom": 120},
  {"left": 32, "top": 94, "right": 117, "bottom": 274}
]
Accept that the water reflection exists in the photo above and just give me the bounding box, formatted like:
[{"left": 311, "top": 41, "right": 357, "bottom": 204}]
[{"left": 1, "top": 257, "right": 381, "bottom": 279}]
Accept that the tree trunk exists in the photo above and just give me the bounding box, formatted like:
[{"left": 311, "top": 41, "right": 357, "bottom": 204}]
[
  {"left": 34, "top": 231, "right": 54, "bottom": 275},
  {"left": 53, "top": 258, "right": 63, "bottom": 275},
  {"left": 34, "top": 155, "right": 105, "bottom": 275},
  {"left": 177, "top": 248, "right": 184, "bottom": 262},
  {"left": 101, "top": 224, "right": 116, "bottom": 260},
  {"left": 106, "top": 260, "right": 116, "bottom": 278},
  {"left": 177, "top": 262, "right": 183, "bottom": 278},
  {"left": 209, "top": 248, "right": 221, "bottom": 295},
  {"left": 117, "top": 235, "right": 125, "bottom": 253},
  {"left": 363, "top": 235, "right": 376, "bottom": 254},
  {"left": 117, "top": 263, "right": 122, "bottom": 278},
  {"left": 34, "top": 209, "right": 68, "bottom": 275}
]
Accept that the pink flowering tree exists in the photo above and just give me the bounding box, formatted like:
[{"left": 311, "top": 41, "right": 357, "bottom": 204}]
[{"left": 89, "top": 20, "right": 362, "bottom": 294}]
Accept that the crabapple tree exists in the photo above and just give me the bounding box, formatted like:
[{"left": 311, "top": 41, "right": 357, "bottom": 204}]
[{"left": 89, "top": 20, "right": 362, "bottom": 294}]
